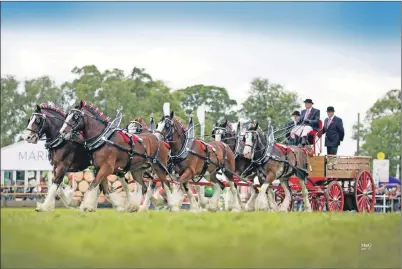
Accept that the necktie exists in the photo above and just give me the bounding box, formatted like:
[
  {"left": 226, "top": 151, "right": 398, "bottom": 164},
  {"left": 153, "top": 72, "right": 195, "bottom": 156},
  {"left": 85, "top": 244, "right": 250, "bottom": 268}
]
[
  {"left": 304, "top": 109, "right": 310, "bottom": 120},
  {"left": 327, "top": 117, "right": 332, "bottom": 129}
]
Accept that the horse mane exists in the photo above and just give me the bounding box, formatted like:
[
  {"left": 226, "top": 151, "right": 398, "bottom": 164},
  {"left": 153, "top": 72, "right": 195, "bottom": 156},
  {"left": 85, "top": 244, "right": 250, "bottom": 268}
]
[
  {"left": 39, "top": 103, "right": 66, "bottom": 117},
  {"left": 132, "top": 117, "right": 149, "bottom": 129},
  {"left": 81, "top": 101, "right": 111, "bottom": 121},
  {"left": 173, "top": 117, "right": 187, "bottom": 132}
]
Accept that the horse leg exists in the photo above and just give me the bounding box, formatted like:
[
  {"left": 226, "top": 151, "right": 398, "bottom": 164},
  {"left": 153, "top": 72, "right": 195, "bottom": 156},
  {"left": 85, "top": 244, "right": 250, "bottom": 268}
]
[
  {"left": 207, "top": 173, "right": 224, "bottom": 212},
  {"left": 113, "top": 176, "right": 130, "bottom": 210},
  {"left": 224, "top": 172, "right": 243, "bottom": 213},
  {"left": 299, "top": 177, "right": 312, "bottom": 212},
  {"left": 127, "top": 171, "right": 146, "bottom": 212},
  {"left": 245, "top": 186, "right": 258, "bottom": 212},
  {"left": 277, "top": 179, "right": 292, "bottom": 212},
  {"left": 36, "top": 165, "right": 67, "bottom": 212},
  {"left": 195, "top": 185, "right": 209, "bottom": 210},
  {"left": 255, "top": 183, "right": 269, "bottom": 211},
  {"left": 183, "top": 182, "right": 201, "bottom": 213},
  {"left": 139, "top": 179, "right": 156, "bottom": 212}
]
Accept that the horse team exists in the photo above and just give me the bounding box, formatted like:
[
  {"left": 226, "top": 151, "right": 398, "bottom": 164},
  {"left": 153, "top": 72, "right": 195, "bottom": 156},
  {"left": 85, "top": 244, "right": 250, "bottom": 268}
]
[{"left": 24, "top": 101, "right": 313, "bottom": 213}]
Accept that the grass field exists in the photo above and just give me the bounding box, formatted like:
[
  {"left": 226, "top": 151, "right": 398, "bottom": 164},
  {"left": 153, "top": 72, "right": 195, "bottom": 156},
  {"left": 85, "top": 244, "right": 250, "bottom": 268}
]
[{"left": 1, "top": 208, "right": 401, "bottom": 268}]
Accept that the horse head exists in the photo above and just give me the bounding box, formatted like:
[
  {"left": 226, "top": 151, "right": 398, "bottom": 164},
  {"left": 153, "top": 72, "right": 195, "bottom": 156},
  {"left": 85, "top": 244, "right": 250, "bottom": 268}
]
[
  {"left": 243, "top": 120, "right": 266, "bottom": 159},
  {"left": 24, "top": 104, "right": 66, "bottom": 144},
  {"left": 60, "top": 101, "right": 110, "bottom": 140}
]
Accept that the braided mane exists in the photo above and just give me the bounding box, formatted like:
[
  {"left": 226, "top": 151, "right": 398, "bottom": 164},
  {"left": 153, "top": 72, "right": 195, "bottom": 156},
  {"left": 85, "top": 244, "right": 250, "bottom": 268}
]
[
  {"left": 173, "top": 118, "right": 187, "bottom": 132},
  {"left": 40, "top": 103, "right": 66, "bottom": 116},
  {"left": 81, "top": 101, "right": 111, "bottom": 121}
]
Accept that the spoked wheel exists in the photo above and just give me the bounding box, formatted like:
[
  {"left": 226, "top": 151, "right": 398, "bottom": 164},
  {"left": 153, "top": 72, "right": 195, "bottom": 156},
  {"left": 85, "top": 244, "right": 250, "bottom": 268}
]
[
  {"left": 309, "top": 193, "right": 325, "bottom": 211},
  {"left": 274, "top": 187, "right": 293, "bottom": 212},
  {"left": 326, "top": 181, "right": 344, "bottom": 212},
  {"left": 355, "top": 170, "right": 375, "bottom": 213}
]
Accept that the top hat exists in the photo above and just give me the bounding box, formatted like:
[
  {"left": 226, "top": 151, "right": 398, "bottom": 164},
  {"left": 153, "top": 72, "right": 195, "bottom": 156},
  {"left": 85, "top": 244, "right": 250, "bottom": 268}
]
[
  {"left": 292, "top": 111, "right": 301, "bottom": 116},
  {"left": 303, "top": 98, "right": 314, "bottom": 104},
  {"left": 326, "top": 106, "right": 335, "bottom": 112}
]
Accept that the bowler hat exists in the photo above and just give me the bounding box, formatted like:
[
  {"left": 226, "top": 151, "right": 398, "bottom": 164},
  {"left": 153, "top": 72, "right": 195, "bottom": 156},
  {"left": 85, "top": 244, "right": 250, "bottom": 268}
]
[
  {"left": 292, "top": 111, "right": 300, "bottom": 116},
  {"left": 326, "top": 106, "right": 335, "bottom": 112},
  {"left": 303, "top": 98, "right": 314, "bottom": 104}
]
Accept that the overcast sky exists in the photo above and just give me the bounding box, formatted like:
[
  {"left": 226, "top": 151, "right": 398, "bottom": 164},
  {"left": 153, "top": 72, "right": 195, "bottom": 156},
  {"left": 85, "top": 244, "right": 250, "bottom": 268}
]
[{"left": 1, "top": 2, "right": 400, "bottom": 155}]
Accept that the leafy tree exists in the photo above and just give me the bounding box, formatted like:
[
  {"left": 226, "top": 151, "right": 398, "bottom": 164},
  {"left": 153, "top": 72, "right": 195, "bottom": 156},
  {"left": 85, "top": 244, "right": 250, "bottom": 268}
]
[
  {"left": 1, "top": 76, "right": 23, "bottom": 147},
  {"left": 173, "top": 85, "right": 238, "bottom": 138},
  {"left": 239, "top": 78, "right": 299, "bottom": 131},
  {"left": 352, "top": 89, "right": 401, "bottom": 176},
  {"left": 61, "top": 65, "right": 185, "bottom": 126}
]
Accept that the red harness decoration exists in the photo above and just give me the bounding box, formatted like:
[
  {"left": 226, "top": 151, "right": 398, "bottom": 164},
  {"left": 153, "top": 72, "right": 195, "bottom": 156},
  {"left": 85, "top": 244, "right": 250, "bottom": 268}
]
[
  {"left": 163, "top": 141, "right": 170, "bottom": 149},
  {"left": 118, "top": 131, "right": 139, "bottom": 144},
  {"left": 274, "top": 143, "right": 292, "bottom": 155},
  {"left": 195, "top": 139, "right": 212, "bottom": 151}
]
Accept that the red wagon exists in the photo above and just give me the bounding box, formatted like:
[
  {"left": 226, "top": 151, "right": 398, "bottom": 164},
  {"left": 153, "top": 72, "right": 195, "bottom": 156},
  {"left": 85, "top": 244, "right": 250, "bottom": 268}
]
[{"left": 274, "top": 120, "right": 376, "bottom": 213}]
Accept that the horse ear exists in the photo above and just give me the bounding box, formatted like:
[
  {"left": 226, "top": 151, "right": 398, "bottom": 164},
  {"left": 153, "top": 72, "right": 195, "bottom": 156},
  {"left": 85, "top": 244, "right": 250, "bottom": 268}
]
[
  {"left": 255, "top": 122, "right": 259, "bottom": 129},
  {"left": 170, "top": 111, "right": 174, "bottom": 119},
  {"left": 79, "top": 100, "right": 85, "bottom": 108},
  {"left": 236, "top": 122, "right": 241, "bottom": 133},
  {"left": 35, "top": 105, "right": 41, "bottom": 113},
  {"left": 215, "top": 121, "right": 219, "bottom": 127},
  {"left": 225, "top": 119, "right": 228, "bottom": 124}
]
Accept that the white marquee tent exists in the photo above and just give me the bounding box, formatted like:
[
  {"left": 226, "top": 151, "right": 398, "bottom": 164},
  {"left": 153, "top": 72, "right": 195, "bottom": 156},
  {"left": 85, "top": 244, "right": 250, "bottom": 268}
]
[{"left": 1, "top": 140, "right": 53, "bottom": 187}]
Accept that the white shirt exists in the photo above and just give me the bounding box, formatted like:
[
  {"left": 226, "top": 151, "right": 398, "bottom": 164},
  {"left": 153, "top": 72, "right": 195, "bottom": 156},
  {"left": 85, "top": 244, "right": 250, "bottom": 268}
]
[
  {"left": 304, "top": 109, "right": 310, "bottom": 120},
  {"left": 326, "top": 116, "right": 334, "bottom": 129}
]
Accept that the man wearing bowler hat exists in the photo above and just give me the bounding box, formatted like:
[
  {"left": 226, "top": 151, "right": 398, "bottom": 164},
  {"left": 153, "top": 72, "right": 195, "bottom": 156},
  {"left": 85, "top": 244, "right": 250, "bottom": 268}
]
[
  {"left": 322, "top": 106, "right": 344, "bottom": 155},
  {"left": 285, "top": 111, "right": 301, "bottom": 145},
  {"left": 299, "top": 98, "right": 320, "bottom": 145}
]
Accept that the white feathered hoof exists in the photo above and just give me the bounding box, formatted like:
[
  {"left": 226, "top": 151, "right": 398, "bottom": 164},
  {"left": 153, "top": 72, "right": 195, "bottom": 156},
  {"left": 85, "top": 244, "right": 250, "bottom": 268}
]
[
  {"left": 170, "top": 205, "right": 180, "bottom": 212},
  {"left": 231, "top": 207, "right": 241, "bottom": 213}
]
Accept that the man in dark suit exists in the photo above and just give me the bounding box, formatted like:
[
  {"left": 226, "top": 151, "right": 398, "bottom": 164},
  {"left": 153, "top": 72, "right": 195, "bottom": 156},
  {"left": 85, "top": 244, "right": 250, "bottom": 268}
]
[
  {"left": 299, "top": 98, "right": 320, "bottom": 145},
  {"left": 322, "top": 106, "right": 344, "bottom": 155},
  {"left": 285, "top": 111, "right": 301, "bottom": 145}
]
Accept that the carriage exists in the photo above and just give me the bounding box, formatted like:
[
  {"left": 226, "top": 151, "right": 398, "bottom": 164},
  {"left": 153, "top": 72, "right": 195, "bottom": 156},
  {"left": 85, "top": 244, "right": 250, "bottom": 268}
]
[{"left": 273, "top": 120, "right": 376, "bottom": 213}]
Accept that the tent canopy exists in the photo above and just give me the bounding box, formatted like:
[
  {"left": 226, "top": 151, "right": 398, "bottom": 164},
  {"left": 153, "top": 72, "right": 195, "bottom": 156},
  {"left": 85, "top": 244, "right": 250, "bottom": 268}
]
[{"left": 1, "top": 140, "right": 52, "bottom": 171}]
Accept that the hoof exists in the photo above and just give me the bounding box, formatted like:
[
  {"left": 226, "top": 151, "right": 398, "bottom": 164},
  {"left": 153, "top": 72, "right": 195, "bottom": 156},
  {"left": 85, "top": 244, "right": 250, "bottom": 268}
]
[
  {"left": 189, "top": 208, "right": 201, "bottom": 213},
  {"left": 169, "top": 206, "right": 180, "bottom": 212},
  {"left": 304, "top": 208, "right": 313, "bottom": 213},
  {"left": 138, "top": 206, "right": 149, "bottom": 212},
  {"left": 115, "top": 207, "right": 126, "bottom": 213},
  {"left": 231, "top": 208, "right": 242, "bottom": 213},
  {"left": 35, "top": 208, "right": 44, "bottom": 212}
]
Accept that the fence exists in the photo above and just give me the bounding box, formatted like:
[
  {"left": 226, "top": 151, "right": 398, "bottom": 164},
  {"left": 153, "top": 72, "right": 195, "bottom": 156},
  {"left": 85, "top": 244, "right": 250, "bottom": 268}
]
[{"left": 1, "top": 184, "right": 401, "bottom": 212}]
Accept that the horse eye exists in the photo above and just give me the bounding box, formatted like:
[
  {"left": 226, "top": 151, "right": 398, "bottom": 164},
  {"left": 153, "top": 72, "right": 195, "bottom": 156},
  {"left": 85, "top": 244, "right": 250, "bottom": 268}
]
[
  {"left": 36, "top": 118, "right": 41, "bottom": 124},
  {"left": 73, "top": 114, "right": 79, "bottom": 120}
]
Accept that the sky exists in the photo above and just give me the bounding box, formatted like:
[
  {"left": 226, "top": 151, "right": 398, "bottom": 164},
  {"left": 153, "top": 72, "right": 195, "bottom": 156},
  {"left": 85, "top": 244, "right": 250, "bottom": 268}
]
[{"left": 1, "top": 2, "right": 401, "bottom": 155}]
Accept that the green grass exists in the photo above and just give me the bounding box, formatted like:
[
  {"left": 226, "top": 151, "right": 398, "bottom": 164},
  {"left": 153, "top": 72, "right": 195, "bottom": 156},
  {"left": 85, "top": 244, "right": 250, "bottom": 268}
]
[{"left": 1, "top": 208, "right": 401, "bottom": 268}]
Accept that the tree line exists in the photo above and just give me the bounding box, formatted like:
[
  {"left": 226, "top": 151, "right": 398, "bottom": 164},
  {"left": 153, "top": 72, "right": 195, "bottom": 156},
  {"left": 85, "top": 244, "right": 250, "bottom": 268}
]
[
  {"left": 1, "top": 65, "right": 300, "bottom": 145},
  {"left": 1, "top": 64, "right": 400, "bottom": 176}
]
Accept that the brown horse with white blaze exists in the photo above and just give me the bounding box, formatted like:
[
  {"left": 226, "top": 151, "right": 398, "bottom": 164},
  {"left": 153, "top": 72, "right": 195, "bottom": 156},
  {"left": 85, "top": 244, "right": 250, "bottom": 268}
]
[
  {"left": 243, "top": 121, "right": 312, "bottom": 212},
  {"left": 59, "top": 101, "right": 172, "bottom": 212},
  {"left": 154, "top": 109, "right": 243, "bottom": 212}
]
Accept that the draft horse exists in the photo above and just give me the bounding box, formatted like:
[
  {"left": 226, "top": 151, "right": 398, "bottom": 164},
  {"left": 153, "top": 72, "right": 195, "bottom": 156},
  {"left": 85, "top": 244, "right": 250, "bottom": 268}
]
[
  {"left": 243, "top": 121, "right": 312, "bottom": 212},
  {"left": 213, "top": 119, "right": 264, "bottom": 211},
  {"left": 60, "top": 101, "right": 172, "bottom": 212},
  {"left": 154, "top": 110, "right": 243, "bottom": 212},
  {"left": 23, "top": 104, "right": 92, "bottom": 211}
]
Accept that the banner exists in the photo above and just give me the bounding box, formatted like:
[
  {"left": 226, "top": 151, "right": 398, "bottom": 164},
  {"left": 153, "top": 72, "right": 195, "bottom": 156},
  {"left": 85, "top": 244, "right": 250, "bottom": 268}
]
[{"left": 373, "top": 159, "right": 389, "bottom": 184}]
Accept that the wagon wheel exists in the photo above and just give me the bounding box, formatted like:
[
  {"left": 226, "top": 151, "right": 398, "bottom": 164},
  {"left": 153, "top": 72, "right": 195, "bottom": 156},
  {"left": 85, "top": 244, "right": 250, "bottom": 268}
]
[
  {"left": 355, "top": 170, "right": 375, "bottom": 213},
  {"left": 274, "top": 187, "right": 293, "bottom": 212},
  {"left": 309, "top": 193, "right": 325, "bottom": 211},
  {"left": 326, "top": 181, "right": 344, "bottom": 212}
]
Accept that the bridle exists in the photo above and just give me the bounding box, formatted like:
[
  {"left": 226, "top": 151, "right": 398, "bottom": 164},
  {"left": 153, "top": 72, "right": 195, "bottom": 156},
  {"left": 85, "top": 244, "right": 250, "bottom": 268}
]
[
  {"left": 27, "top": 113, "right": 47, "bottom": 139},
  {"left": 244, "top": 129, "right": 266, "bottom": 157},
  {"left": 155, "top": 117, "right": 181, "bottom": 143}
]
